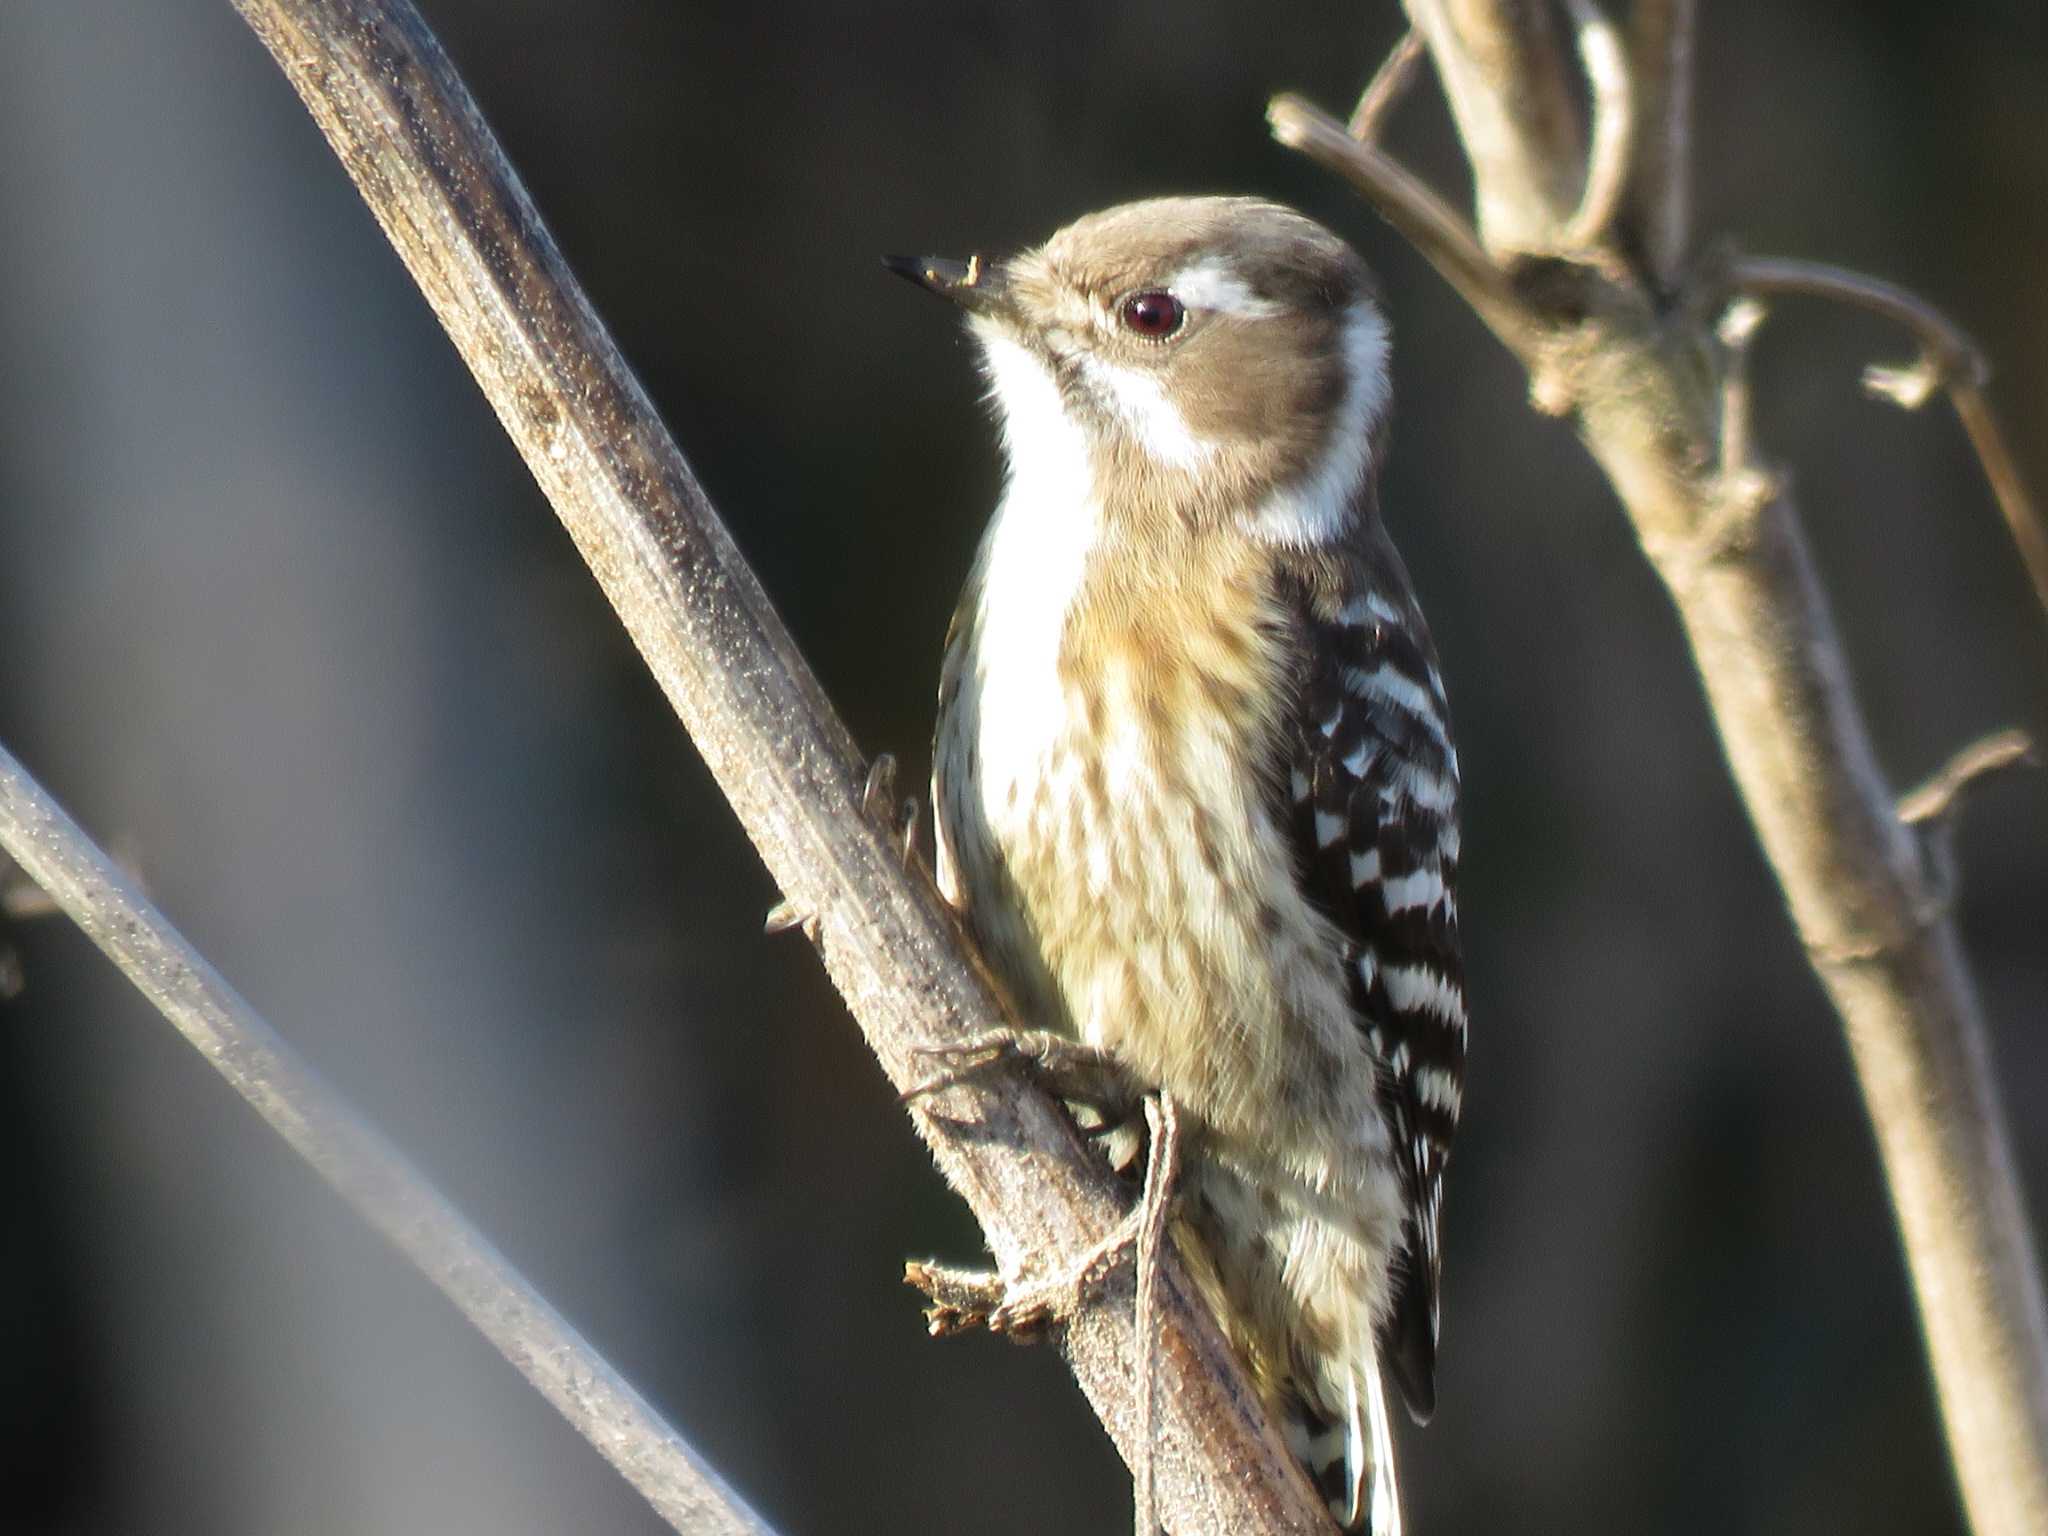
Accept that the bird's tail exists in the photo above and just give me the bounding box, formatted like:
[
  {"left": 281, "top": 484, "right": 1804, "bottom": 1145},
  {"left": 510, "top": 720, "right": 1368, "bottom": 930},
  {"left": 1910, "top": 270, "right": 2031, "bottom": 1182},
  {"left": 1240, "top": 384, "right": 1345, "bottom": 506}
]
[{"left": 1282, "top": 1356, "right": 1403, "bottom": 1534}]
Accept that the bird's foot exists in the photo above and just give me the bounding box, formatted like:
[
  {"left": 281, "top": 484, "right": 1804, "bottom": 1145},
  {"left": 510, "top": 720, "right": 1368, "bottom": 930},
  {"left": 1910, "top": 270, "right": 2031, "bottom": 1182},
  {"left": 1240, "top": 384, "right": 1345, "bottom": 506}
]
[
  {"left": 904, "top": 1030, "right": 1151, "bottom": 1179},
  {"left": 904, "top": 1091, "right": 1183, "bottom": 1344},
  {"left": 901, "top": 1029, "right": 1137, "bottom": 1116}
]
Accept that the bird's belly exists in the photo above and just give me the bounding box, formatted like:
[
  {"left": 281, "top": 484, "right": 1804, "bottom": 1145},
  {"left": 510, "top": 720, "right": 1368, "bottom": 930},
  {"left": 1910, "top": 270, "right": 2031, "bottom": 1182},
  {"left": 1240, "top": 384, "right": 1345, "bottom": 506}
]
[{"left": 942, "top": 661, "right": 1392, "bottom": 1196}]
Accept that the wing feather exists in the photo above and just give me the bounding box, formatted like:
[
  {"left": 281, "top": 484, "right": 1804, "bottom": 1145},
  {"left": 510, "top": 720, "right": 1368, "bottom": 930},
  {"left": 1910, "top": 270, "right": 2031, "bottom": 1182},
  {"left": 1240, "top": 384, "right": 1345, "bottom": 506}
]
[{"left": 1274, "top": 538, "right": 1467, "bottom": 1422}]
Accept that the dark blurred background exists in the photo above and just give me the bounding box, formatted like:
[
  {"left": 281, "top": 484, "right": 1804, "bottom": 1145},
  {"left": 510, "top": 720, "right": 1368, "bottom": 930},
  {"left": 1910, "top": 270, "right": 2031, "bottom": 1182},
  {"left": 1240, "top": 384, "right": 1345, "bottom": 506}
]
[{"left": 2, "top": 2, "right": 2043, "bottom": 1533}]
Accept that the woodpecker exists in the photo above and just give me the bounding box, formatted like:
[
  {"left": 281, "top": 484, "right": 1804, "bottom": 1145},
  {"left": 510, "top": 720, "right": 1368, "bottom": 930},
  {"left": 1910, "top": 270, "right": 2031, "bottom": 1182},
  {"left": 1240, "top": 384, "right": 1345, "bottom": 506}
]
[{"left": 889, "top": 197, "right": 1466, "bottom": 1534}]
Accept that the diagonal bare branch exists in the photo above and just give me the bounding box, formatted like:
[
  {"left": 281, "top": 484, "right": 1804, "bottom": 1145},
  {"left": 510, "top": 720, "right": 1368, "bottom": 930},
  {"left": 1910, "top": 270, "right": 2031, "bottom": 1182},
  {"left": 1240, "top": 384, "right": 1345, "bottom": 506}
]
[
  {"left": 224, "top": 0, "right": 1329, "bottom": 1529},
  {"left": 1948, "top": 386, "right": 2048, "bottom": 621},
  {"left": 0, "top": 742, "right": 779, "bottom": 1536}
]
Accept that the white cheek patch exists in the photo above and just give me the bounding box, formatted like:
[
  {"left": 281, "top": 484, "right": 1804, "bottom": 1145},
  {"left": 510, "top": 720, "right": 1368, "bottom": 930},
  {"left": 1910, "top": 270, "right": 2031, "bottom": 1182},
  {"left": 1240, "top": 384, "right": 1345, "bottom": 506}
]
[
  {"left": 1076, "top": 354, "right": 1217, "bottom": 470},
  {"left": 1247, "top": 300, "right": 1392, "bottom": 548},
  {"left": 1166, "top": 257, "right": 1282, "bottom": 319}
]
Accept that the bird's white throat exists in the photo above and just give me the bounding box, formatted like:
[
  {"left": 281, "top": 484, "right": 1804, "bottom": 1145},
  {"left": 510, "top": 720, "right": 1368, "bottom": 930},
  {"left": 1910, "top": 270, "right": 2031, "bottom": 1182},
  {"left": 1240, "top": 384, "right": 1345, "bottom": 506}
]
[
  {"left": 960, "top": 296, "right": 1393, "bottom": 764},
  {"left": 963, "top": 327, "right": 1104, "bottom": 830}
]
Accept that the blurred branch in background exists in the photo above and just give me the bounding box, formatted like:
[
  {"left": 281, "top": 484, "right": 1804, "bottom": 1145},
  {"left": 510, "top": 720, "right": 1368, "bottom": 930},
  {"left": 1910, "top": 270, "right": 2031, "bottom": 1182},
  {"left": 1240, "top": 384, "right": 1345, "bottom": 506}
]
[
  {"left": 1726, "top": 257, "right": 2048, "bottom": 621},
  {"left": 1276, "top": 2, "right": 2048, "bottom": 1533},
  {"left": 0, "top": 743, "right": 778, "bottom": 1536},
  {"left": 222, "top": 0, "right": 1328, "bottom": 1529}
]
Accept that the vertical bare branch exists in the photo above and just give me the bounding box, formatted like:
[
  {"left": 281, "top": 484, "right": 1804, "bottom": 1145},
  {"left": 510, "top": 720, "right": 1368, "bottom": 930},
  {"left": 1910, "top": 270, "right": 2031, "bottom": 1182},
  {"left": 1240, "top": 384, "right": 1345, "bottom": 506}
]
[
  {"left": 224, "top": 0, "right": 1330, "bottom": 1529},
  {"left": 0, "top": 743, "right": 779, "bottom": 1536},
  {"left": 1274, "top": 19, "right": 2048, "bottom": 1527},
  {"left": 1399, "top": 0, "right": 1584, "bottom": 251},
  {"left": 1617, "top": 0, "right": 1694, "bottom": 282}
]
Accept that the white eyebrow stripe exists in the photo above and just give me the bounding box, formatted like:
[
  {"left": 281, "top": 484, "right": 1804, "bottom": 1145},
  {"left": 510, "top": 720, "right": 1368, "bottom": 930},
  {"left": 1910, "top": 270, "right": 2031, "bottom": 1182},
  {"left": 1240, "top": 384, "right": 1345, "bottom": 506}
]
[{"left": 1165, "top": 258, "right": 1282, "bottom": 318}]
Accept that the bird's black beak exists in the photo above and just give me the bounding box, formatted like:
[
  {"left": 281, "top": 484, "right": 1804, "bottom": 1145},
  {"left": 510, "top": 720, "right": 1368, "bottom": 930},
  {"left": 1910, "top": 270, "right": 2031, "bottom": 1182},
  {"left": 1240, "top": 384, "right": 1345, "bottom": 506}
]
[{"left": 883, "top": 252, "right": 1013, "bottom": 319}]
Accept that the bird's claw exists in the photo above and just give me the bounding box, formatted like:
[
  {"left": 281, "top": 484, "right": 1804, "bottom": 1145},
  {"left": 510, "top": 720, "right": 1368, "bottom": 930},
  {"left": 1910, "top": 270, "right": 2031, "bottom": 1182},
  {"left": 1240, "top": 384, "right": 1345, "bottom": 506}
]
[
  {"left": 904, "top": 1089, "right": 1180, "bottom": 1344},
  {"left": 862, "top": 752, "right": 929, "bottom": 870},
  {"left": 900, "top": 1029, "right": 1138, "bottom": 1116}
]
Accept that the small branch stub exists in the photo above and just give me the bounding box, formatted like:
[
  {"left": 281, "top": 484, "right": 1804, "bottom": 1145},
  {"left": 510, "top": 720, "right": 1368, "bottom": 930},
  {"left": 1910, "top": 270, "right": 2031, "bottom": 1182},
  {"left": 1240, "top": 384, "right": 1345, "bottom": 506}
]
[{"left": 1898, "top": 730, "right": 2038, "bottom": 828}]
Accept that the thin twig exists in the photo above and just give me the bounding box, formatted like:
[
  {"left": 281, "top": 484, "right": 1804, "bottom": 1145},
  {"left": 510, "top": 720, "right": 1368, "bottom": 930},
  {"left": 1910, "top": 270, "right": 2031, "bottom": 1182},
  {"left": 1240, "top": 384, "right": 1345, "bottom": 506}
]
[
  {"left": 1561, "top": 0, "right": 1633, "bottom": 251},
  {"left": 1267, "top": 94, "right": 1535, "bottom": 346},
  {"left": 1133, "top": 1091, "right": 1184, "bottom": 1536},
  {"left": 1950, "top": 384, "right": 2048, "bottom": 621},
  {"left": 1898, "top": 730, "right": 2039, "bottom": 827},
  {"left": 1732, "top": 256, "right": 2048, "bottom": 622},
  {"left": 1350, "top": 28, "right": 1425, "bottom": 143},
  {"left": 228, "top": 1, "right": 1328, "bottom": 1529},
  {"left": 0, "top": 741, "right": 778, "bottom": 1536},
  {"left": 1732, "top": 256, "right": 1986, "bottom": 385}
]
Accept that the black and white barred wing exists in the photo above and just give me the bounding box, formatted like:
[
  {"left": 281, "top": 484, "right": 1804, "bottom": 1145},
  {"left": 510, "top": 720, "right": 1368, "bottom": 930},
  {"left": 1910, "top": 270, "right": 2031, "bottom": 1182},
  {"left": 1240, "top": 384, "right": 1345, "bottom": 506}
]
[{"left": 1281, "top": 569, "right": 1468, "bottom": 1421}]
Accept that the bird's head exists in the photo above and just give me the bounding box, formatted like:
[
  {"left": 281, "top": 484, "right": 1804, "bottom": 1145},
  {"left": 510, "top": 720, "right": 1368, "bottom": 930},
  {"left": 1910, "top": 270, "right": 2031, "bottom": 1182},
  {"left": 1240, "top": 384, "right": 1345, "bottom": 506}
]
[{"left": 888, "top": 196, "right": 1391, "bottom": 546}]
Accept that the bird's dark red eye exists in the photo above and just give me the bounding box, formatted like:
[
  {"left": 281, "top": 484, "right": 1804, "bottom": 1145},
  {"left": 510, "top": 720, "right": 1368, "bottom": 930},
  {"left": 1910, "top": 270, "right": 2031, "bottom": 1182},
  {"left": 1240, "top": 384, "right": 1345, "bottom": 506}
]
[{"left": 1119, "top": 290, "right": 1186, "bottom": 339}]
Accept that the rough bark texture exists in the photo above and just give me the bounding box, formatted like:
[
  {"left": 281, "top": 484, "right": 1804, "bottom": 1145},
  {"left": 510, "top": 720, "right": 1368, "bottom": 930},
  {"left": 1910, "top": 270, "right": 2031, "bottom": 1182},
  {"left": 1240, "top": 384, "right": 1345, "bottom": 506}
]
[
  {"left": 225, "top": 0, "right": 1331, "bottom": 1530},
  {"left": 1283, "top": 5, "right": 2048, "bottom": 1532}
]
